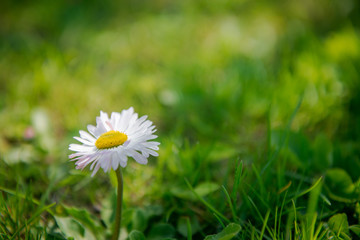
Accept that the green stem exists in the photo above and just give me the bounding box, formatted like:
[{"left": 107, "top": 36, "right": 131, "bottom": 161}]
[{"left": 112, "top": 168, "right": 123, "bottom": 240}]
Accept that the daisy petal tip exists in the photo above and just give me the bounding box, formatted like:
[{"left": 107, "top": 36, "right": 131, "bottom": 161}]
[
  {"left": 151, "top": 152, "right": 159, "bottom": 157},
  {"left": 120, "top": 161, "right": 127, "bottom": 168}
]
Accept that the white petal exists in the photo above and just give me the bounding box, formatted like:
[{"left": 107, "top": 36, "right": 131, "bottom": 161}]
[
  {"left": 105, "top": 158, "right": 112, "bottom": 173},
  {"left": 122, "top": 140, "right": 130, "bottom": 147},
  {"left": 111, "top": 152, "right": 119, "bottom": 171},
  {"left": 90, "top": 158, "right": 98, "bottom": 170},
  {"left": 76, "top": 158, "right": 92, "bottom": 170},
  {"left": 74, "top": 136, "right": 94, "bottom": 146},
  {"left": 100, "top": 152, "right": 111, "bottom": 169},
  {"left": 79, "top": 130, "right": 96, "bottom": 143},
  {"left": 91, "top": 162, "right": 102, "bottom": 177},
  {"left": 95, "top": 117, "right": 108, "bottom": 135},
  {"left": 144, "top": 149, "right": 159, "bottom": 157},
  {"left": 133, "top": 145, "right": 159, "bottom": 157},
  {"left": 69, "top": 144, "right": 94, "bottom": 152},
  {"left": 140, "top": 120, "right": 153, "bottom": 129},
  {"left": 118, "top": 107, "right": 135, "bottom": 132},
  {"left": 87, "top": 125, "right": 98, "bottom": 137},
  {"left": 111, "top": 112, "right": 121, "bottom": 130},
  {"left": 141, "top": 141, "right": 160, "bottom": 150},
  {"left": 136, "top": 115, "right": 148, "bottom": 126},
  {"left": 117, "top": 151, "right": 128, "bottom": 168},
  {"left": 69, "top": 152, "right": 85, "bottom": 159},
  {"left": 129, "top": 150, "right": 148, "bottom": 165},
  {"left": 127, "top": 113, "right": 139, "bottom": 128},
  {"left": 148, "top": 145, "right": 160, "bottom": 150},
  {"left": 120, "top": 161, "right": 127, "bottom": 168},
  {"left": 100, "top": 111, "right": 109, "bottom": 123},
  {"left": 126, "top": 115, "right": 148, "bottom": 135},
  {"left": 128, "top": 134, "right": 158, "bottom": 147}
]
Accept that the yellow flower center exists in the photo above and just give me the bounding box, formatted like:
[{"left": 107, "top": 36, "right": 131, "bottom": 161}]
[{"left": 95, "top": 130, "right": 128, "bottom": 149}]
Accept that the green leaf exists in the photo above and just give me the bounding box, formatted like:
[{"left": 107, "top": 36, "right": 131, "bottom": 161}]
[
  {"left": 45, "top": 233, "right": 67, "bottom": 240},
  {"left": 328, "top": 213, "right": 350, "bottom": 235},
  {"left": 325, "top": 168, "right": 360, "bottom": 202},
  {"left": 177, "top": 216, "right": 200, "bottom": 237},
  {"left": 194, "top": 182, "right": 220, "bottom": 197},
  {"left": 148, "top": 223, "right": 175, "bottom": 240},
  {"left": 129, "top": 230, "right": 146, "bottom": 240},
  {"left": 132, "top": 208, "right": 148, "bottom": 232},
  {"left": 144, "top": 205, "right": 163, "bottom": 218},
  {"left": 54, "top": 216, "right": 96, "bottom": 240},
  {"left": 63, "top": 206, "right": 100, "bottom": 238},
  {"left": 204, "top": 223, "right": 241, "bottom": 240},
  {"left": 170, "top": 185, "right": 193, "bottom": 200},
  {"left": 349, "top": 225, "right": 360, "bottom": 235},
  {"left": 171, "top": 182, "right": 220, "bottom": 201},
  {"left": 208, "top": 144, "right": 239, "bottom": 162}
]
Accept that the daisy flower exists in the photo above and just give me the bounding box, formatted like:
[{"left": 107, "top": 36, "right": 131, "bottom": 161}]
[{"left": 69, "top": 107, "right": 160, "bottom": 176}]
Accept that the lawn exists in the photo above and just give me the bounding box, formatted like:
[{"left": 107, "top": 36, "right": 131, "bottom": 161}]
[{"left": 0, "top": 0, "right": 360, "bottom": 239}]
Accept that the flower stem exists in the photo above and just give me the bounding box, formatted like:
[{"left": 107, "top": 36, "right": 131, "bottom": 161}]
[{"left": 112, "top": 168, "right": 123, "bottom": 240}]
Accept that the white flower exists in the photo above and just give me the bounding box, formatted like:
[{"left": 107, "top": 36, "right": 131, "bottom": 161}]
[{"left": 69, "top": 107, "right": 160, "bottom": 176}]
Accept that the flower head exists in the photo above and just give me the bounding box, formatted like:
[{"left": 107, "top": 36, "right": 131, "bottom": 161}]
[{"left": 69, "top": 107, "right": 160, "bottom": 176}]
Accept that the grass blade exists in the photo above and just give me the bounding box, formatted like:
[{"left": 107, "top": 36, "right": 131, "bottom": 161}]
[
  {"left": 185, "top": 178, "right": 229, "bottom": 223},
  {"left": 259, "top": 210, "right": 270, "bottom": 240},
  {"left": 222, "top": 185, "right": 238, "bottom": 221},
  {"left": 261, "top": 95, "right": 303, "bottom": 175},
  {"left": 252, "top": 164, "right": 266, "bottom": 199},
  {"left": 10, "top": 202, "right": 56, "bottom": 239},
  {"left": 289, "top": 177, "right": 323, "bottom": 203},
  {"left": 186, "top": 217, "right": 192, "bottom": 240},
  {"left": 231, "top": 158, "right": 243, "bottom": 202},
  {"left": 213, "top": 213, "right": 226, "bottom": 228}
]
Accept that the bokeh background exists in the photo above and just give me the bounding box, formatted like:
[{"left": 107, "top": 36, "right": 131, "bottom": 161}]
[{"left": 0, "top": 0, "right": 359, "bottom": 239}]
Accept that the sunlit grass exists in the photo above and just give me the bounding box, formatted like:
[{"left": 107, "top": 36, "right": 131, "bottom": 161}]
[{"left": 1, "top": 0, "right": 360, "bottom": 239}]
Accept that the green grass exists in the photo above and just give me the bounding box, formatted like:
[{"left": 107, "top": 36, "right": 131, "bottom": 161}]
[{"left": 1, "top": 0, "right": 360, "bottom": 239}]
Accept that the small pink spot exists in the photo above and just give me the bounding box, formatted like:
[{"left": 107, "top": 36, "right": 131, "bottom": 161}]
[
  {"left": 106, "top": 121, "right": 114, "bottom": 130},
  {"left": 24, "top": 127, "right": 35, "bottom": 140}
]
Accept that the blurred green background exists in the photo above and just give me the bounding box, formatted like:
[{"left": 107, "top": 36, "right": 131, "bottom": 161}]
[{"left": 0, "top": 0, "right": 359, "bottom": 239}]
